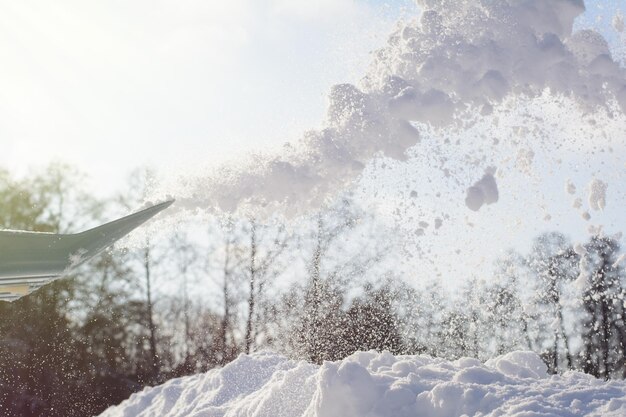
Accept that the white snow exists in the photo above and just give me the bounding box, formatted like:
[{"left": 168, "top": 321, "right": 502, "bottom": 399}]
[
  {"left": 574, "top": 243, "right": 590, "bottom": 290},
  {"left": 587, "top": 178, "right": 608, "bottom": 211},
  {"left": 573, "top": 197, "right": 583, "bottom": 209},
  {"left": 573, "top": 242, "right": 587, "bottom": 256},
  {"left": 588, "top": 224, "right": 604, "bottom": 235},
  {"left": 151, "top": 0, "right": 626, "bottom": 217},
  {"left": 565, "top": 179, "right": 577, "bottom": 195},
  {"left": 515, "top": 149, "right": 534, "bottom": 174},
  {"left": 99, "top": 351, "right": 626, "bottom": 417},
  {"left": 614, "top": 12, "right": 625, "bottom": 33}
]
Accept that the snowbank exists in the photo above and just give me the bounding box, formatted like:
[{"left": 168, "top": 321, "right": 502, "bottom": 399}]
[{"left": 99, "top": 351, "right": 626, "bottom": 417}]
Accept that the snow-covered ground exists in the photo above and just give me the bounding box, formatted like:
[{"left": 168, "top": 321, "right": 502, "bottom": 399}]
[{"left": 99, "top": 351, "right": 626, "bottom": 417}]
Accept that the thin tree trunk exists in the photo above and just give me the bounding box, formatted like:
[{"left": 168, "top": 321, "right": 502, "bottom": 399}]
[
  {"left": 521, "top": 314, "right": 534, "bottom": 352},
  {"left": 219, "top": 229, "right": 232, "bottom": 364},
  {"left": 601, "top": 298, "right": 611, "bottom": 379},
  {"left": 556, "top": 302, "right": 573, "bottom": 370},
  {"left": 552, "top": 332, "right": 559, "bottom": 373},
  {"left": 182, "top": 267, "right": 190, "bottom": 367},
  {"left": 144, "top": 243, "right": 159, "bottom": 383},
  {"left": 617, "top": 300, "right": 626, "bottom": 378},
  {"left": 245, "top": 219, "right": 257, "bottom": 354},
  {"left": 308, "top": 216, "right": 323, "bottom": 363}
]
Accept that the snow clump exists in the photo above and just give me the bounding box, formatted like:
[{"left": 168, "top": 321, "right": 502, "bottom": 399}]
[
  {"left": 614, "top": 12, "right": 625, "bottom": 33},
  {"left": 465, "top": 169, "right": 499, "bottom": 211},
  {"left": 587, "top": 178, "right": 607, "bottom": 211}
]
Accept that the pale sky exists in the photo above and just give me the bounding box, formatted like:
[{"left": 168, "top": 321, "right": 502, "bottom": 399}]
[{"left": 0, "top": 0, "right": 415, "bottom": 195}]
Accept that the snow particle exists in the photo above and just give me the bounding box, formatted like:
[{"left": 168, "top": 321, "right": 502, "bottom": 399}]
[
  {"left": 516, "top": 148, "right": 535, "bottom": 173},
  {"left": 614, "top": 12, "right": 625, "bottom": 33}
]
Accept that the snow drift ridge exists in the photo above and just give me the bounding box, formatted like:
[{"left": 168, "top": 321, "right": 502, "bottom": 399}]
[{"left": 100, "top": 350, "right": 626, "bottom": 417}]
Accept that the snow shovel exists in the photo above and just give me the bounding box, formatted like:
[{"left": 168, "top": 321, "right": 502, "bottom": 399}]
[{"left": 0, "top": 200, "right": 174, "bottom": 301}]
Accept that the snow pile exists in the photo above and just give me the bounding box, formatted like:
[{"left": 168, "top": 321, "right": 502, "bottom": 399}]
[
  {"left": 152, "top": 0, "right": 626, "bottom": 217},
  {"left": 99, "top": 351, "right": 626, "bottom": 417}
]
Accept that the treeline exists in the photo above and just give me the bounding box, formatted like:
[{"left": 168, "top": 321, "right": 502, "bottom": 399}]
[{"left": 0, "top": 165, "right": 625, "bottom": 416}]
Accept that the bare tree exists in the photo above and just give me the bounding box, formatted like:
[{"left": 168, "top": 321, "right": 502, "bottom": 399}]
[
  {"left": 167, "top": 229, "right": 199, "bottom": 372},
  {"left": 212, "top": 216, "right": 241, "bottom": 366},
  {"left": 117, "top": 168, "right": 164, "bottom": 384},
  {"left": 244, "top": 218, "right": 289, "bottom": 354},
  {"left": 527, "top": 233, "right": 578, "bottom": 372}
]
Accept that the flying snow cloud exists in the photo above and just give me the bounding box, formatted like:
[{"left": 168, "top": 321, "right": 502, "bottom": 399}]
[{"left": 153, "top": 0, "right": 626, "bottom": 217}]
